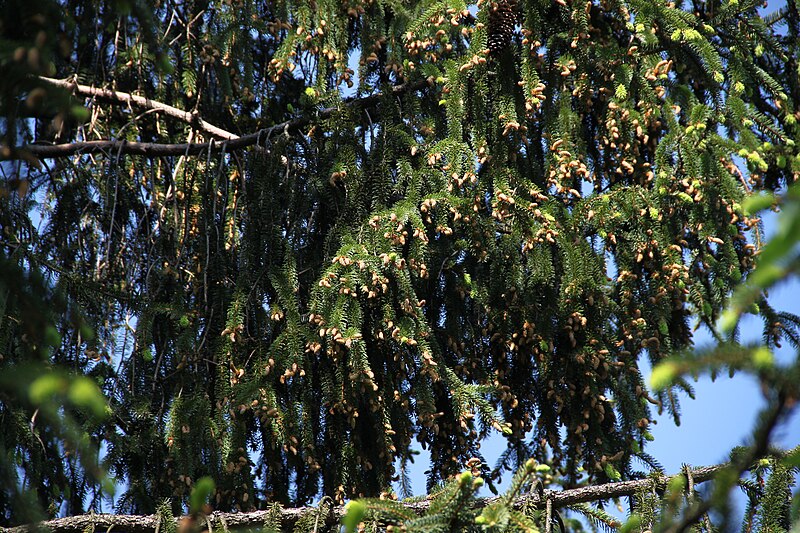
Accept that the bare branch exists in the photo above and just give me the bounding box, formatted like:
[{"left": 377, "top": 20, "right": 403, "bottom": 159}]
[
  {"left": 0, "top": 462, "right": 729, "bottom": 533},
  {"left": 4, "top": 80, "right": 430, "bottom": 161},
  {"left": 38, "top": 77, "right": 238, "bottom": 140}
]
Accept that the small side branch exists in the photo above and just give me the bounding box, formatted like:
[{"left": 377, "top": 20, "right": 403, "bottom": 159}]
[
  {"left": 39, "top": 77, "right": 238, "bottom": 141},
  {"left": 0, "top": 462, "right": 730, "bottom": 533},
  {"left": 6, "top": 80, "right": 430, "bottom": 161}
]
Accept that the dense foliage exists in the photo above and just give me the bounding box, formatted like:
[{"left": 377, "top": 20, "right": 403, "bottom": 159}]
[{"left": 1, "top": 0, "right": 799, "bottom": 524}]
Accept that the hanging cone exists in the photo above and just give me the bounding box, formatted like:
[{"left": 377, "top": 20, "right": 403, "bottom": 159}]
[{"left": 487, "top": 0, "right": 519, "bottom": 54}]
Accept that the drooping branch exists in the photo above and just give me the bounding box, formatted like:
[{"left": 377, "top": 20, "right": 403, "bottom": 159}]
[
  {"left": 38, "top": 77, "right": 239, "bottom": 140},
  {"left": 4, "top": 80, "right": 430, "bottom": 161},
  {"left": 0, "top": 462, "right": 728, "bottom": 533}
]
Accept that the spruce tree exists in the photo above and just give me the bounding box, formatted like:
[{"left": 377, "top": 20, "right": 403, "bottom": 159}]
[{"left": 0, "top": 0, "right": 798, "bottom": 525}]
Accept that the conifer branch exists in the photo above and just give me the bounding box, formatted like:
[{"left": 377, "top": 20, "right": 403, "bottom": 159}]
[
  {"left": 38, "top": 77, "right": 239, "bottom": 141},
  {"left": 3, "top": 80, "right": 429, "bottom": 161},
  {"left": 0, "top": 462, "right": 733, "bottom": 533}
]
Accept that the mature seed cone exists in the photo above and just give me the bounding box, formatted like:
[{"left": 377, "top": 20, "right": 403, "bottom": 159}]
[{"left": 487, "top": 0, "right": 519, "bottom": 54}]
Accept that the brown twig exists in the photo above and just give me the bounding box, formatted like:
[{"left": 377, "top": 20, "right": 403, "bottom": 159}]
[{"left": 38, "top": 77, "right": 238, "bottom": 141}]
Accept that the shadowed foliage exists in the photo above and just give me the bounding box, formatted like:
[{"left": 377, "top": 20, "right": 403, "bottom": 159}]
[{"left": 0, "top": 0, "right": 798, "bottom": 524}]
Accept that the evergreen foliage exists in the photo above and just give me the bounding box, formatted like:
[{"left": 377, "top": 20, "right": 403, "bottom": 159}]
[
  {"left": 0, "top": 0, "right": 799, "bottom": 526},
  {"left": 339, "top": 452, "right": 799, "bottom": 532}
]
